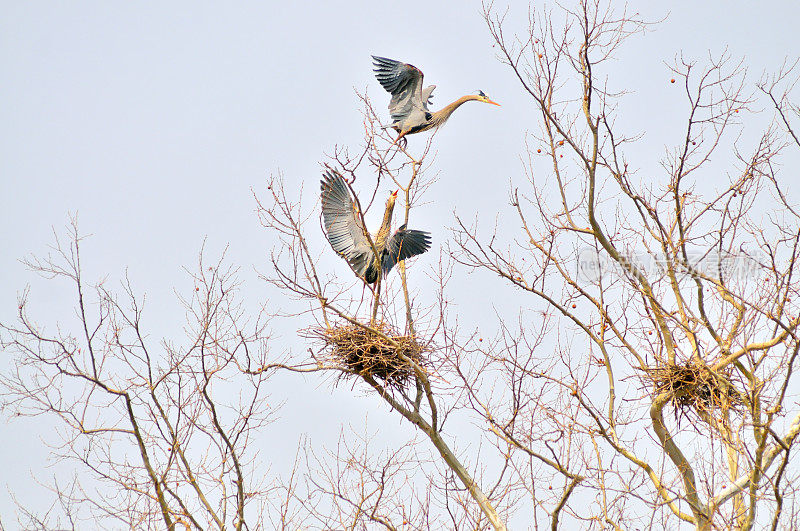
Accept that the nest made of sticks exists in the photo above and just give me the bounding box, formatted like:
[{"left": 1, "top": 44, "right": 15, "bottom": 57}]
[
  {"left": 645, "top": 360, "right": 743, "bottom": 425},
  {"left": 317, "top": 322, "right": 426, "bottom": 388}
]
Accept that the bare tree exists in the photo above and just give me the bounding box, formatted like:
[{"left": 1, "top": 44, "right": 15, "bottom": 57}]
[
  {"left": 1, "top": 219, "right": 279, "bottom": 529},
  {"left": 254, "top": 94, "right": 515, "bottom": 529},
  {"left": 3, "top": 2, "right": 800, "bottom": 530},
  {"left": 446, "top": 1, "right": 800, "bottom": 528}
]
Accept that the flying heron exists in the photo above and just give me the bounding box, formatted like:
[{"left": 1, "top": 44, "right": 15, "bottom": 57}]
[
  {"left": 372, "top": 55, "right": 500, "bottom": 146},
  {"left": 320, "top": 170, "right": 431, "bottom": 284}
]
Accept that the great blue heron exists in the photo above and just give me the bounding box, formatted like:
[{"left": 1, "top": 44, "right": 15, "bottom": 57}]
[
  {"left": 320, "top": 170, "right": 431, "bottom": 284},
  {"left": 372, "top": 56, "right": 500, "bottom": 145}
]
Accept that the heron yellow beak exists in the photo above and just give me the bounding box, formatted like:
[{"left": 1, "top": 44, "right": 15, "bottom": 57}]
[{"left": 486, "top": 99, "right": 501, "bottom": 106}]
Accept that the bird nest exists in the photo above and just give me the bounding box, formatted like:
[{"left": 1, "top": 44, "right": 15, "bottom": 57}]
[
  {"left": 317, "top": 322, "right": 426, "bottom": 388},
  {"left": 645, "top": 360, "right": 743, "bottom": 426}
]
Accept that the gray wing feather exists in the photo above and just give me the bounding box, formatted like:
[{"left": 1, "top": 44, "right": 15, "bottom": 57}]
[
  {"left": 320, "top": 171, "right": 374, "bottom": 277},
  {"left": 372, "top": 56, "right": 428, "bottom": 127},
  {"left": 421, "top": 85, "right": 436, "bottom": 106},
  {"left": 372, "top": 56, "right": 423, "bottom": 97},
  {"left": 382, "top": 225, "right": 432, "bottom": 275}
]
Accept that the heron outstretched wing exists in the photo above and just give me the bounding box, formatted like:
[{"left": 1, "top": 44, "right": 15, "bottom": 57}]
[
  {"left": 320, "top": 170, "right": 373, "bottom": 278},
  {"left": 372, "top": 56, "right": 429, "bottom": 127},
  {"left": 382, "top": 225, "right": 432, "bottom": 275},
  {"left": 372, "top": 56, "right": 423, "bottom": 98}
]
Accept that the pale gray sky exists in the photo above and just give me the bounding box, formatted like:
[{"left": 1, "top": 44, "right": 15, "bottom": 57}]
[{"left": 2, "top": 0, "right": 799, "bottom": 525}]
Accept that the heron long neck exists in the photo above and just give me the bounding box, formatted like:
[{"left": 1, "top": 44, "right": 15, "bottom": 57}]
[
  {"left": 375, "top": 198, "right": 396, "bottom": 248},
  {"left": 430, "top": 95, "right": 481, "bottom": 127}
]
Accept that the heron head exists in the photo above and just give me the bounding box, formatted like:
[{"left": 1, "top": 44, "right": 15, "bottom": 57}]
[{"left": 477, "top": 90, "right": 501, "bottom": 106}]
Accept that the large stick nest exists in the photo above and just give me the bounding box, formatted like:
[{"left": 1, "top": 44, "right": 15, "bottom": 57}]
[
  {"left": 645, "top": 360, "right": 743, "bottom": 425},
  {"left": 317, "top": 322, "right": 427, "bottom": 388}
]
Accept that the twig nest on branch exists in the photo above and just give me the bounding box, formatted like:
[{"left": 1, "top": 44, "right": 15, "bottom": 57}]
[
  {"left": 318, "top": 322, "right": 427, "bottom": 388},
  {"left": 645, "top": 360, "right": 743, "bottom": 427}
]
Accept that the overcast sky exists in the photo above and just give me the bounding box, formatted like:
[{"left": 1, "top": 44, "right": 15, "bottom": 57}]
[{"left": 2, "top": 0, "right": 799, "bottom": 524}]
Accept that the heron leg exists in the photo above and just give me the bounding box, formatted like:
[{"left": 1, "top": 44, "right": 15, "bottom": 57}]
[
  {"left": 360, "top": 281, "right": 368, "bottom": 308},
  {"left": 390, "top": 131, "right": 408, "bottom": 149},
  {"left": 369, "top": 276, "right": 382, "bottom": 324}
]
